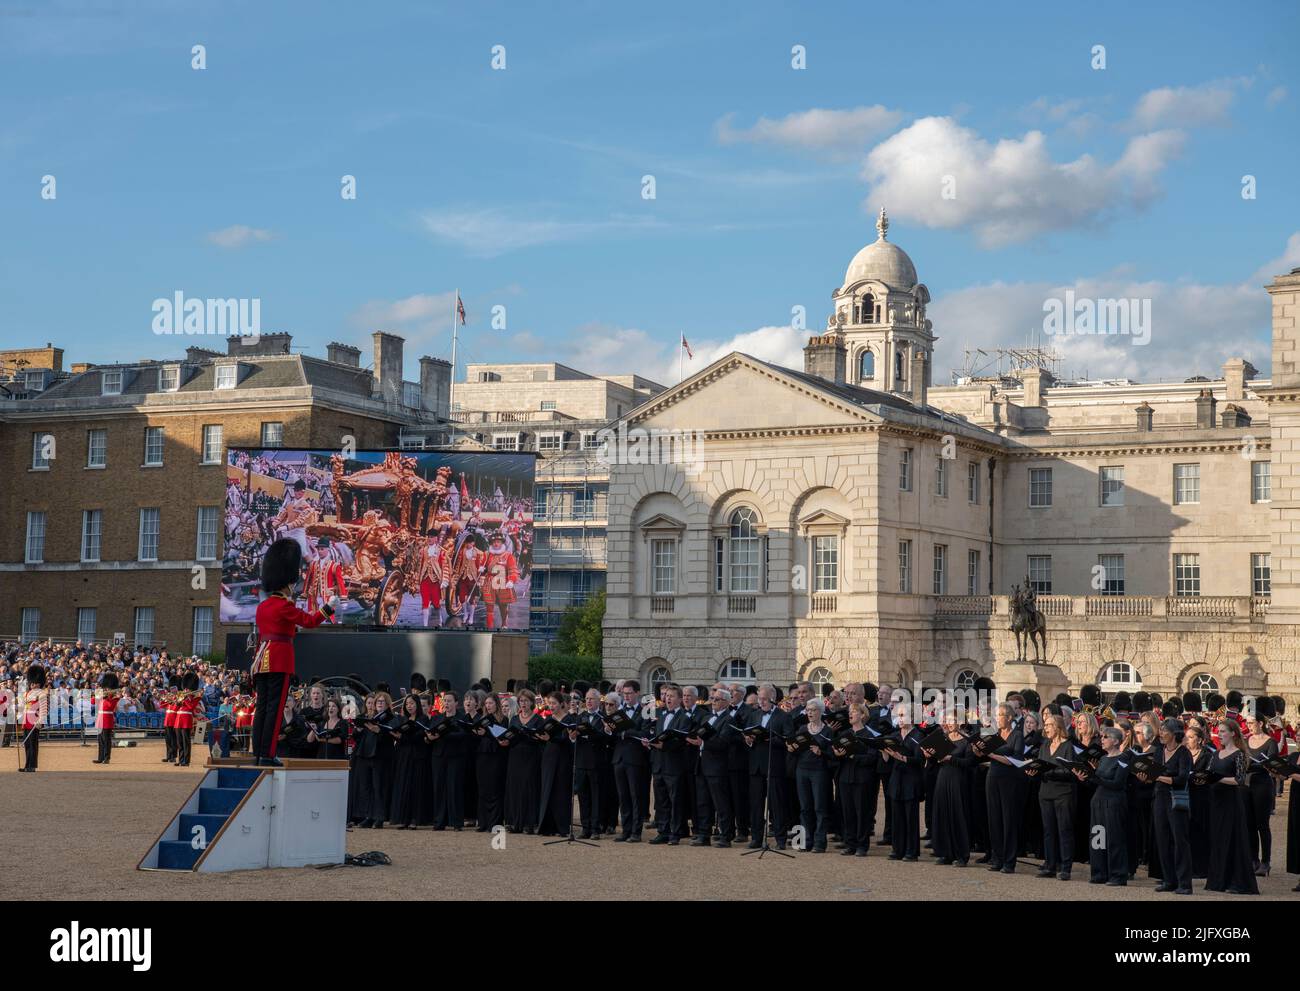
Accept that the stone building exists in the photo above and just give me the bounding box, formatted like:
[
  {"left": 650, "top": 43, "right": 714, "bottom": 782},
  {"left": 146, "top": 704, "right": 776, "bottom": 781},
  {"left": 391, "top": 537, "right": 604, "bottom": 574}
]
[
  {"left": 0, "top": 332, "right": 449, "bottom": 654},
  {"left": 604, "top": 210, "right": 1300, "bottom": 705}
]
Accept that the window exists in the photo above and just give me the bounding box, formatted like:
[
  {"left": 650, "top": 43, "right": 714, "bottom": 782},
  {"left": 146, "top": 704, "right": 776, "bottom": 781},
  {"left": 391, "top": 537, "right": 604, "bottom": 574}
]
[
  {"left": 24, "top": 370, "right": 45, "bottom": 392},
  {"left": 813, "top": 535, "right": 838, "bottom": 592},
  {"left": 1174, "top": 464, "right": 1200, "bottom": 505},
  {"left": 714, "top": 537, "right": 724, "bottom": 592},
  {"left": 806, "top": 666, "right": 835, "bottom": 691},
  {"left": 954, "top": 668, "right": 978, "bottom": 690},
  {"left": 935, "top": 457, "right": 948, "bottom": 498},
  {"left": 1028, "top": 555, "right": 1052, "bottom": 594},
  {"left": 728, "top": 508, "right": 760, "bottom": 593},
  {"left": 86, "top": 429, "right": 107, "bottom": 468},
  {"left": 158, "top": 366, "right": 179, "bottom": 392},
  {"left": 139, "top": 508, "right": 160, "bottom": 561},
  {"left": 196, "top": 506, "right": 219, "bottom": 560},
  {"left": 192, "top": 607, "right": 214, "bottom": 656},
  {"left": 899, "top": 448, "right": 913, "bottom": 491},
  {"left": 82, "top": 510, "right": 102, "bottom": 562},
  {"left": 101, "top": 369, "right": 123, "bottom": 395},
  {"left": 1174, "top": 553, "right": 1200, "bottom": 596},
  {"left": 860, "top": 293, "right": 875, "bottom": 324},
  {"left": 21, "top": 608, "right": 40, "bottom": 643},
  {"left": 534, "top": 489, "right": 549, "bottom": 520},
  {"left": 201, "top": 425, "right": 223, "bottom": 464},
  {"left": 898, "top": 540, "right": 912, "bottom": 593},
  {"left": 648, "top": 665, "right": 673, "bottom": 690},
  {"left": 261, "top": 422, "right": 283, "bottom": 448},
  {"left": 1100, "top": 466, "right": 1125, "bottom": 507},
  {"left": 581, "top": 431, "right": 600, "bottom": 450},
  {"left": 1028, "top": 467, "right": 1052, "bottom": 507},
  {"left": 859, "top": 349, "right": 875, "bottom": 380},
  {"left": 25, "top": 512, "right": 46, "bottom": 563},
  {"left": 77, "top": 607, "right": 97, "bottom": 643},
  {"left": 537, "top": 433, "right": 562, "bottom": 452},
  {"left": 31, "top": 432, "right": 52, "bottom": 469},
  {"left": 134, "top": 607, "right": 155, "bottom": 647},
  {"left": 719, "top": 659, "right": 755, "bottom": 681},
  {"left": 540, "top": 400, "right": 557, "bottom": 411},
  {"left": 573, "top": 492, "right": 595, "bottom": 518},
  {"left": 1097, "top": 554, "right": 1125, "bottom": 595},
  {"left": 492, "top": 433, "right": 520, "bottom": 451},
  {"left": 1100, "top": 662, "right": 1141, "bottom": 688},
  {"left": 215, "top": 365, "right": 237, "bottom": 389},
  {"left": 1188, "top": 673, "right": 1219, "bottom": 706},
  {"left": 1253, "top": 553, "right": 1271, "bottom": 596},
  {"left": 932, "top": 544, "right": 947, "bottom": 595},
  {"left": 144, "top": 426, "right": 164, "bottom": 466},
  {"left": 530, "top": 571, "right": 547, "bottom": 609},
  {"left": 967, "top": 549, "right": 980, "bottom": 596},
  {"left": 968, "top": 462, "right": 980, "bottom": 504},
  {"left": 1252, "top": 461, "right": 1271, "bottom": 504},
  {"left": 652, "top": 539, "right": 676, "bottom": 595}
]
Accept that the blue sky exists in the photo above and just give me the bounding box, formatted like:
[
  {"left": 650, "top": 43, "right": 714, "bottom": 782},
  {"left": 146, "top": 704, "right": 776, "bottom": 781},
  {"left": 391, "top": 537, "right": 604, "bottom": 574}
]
[{"left": 2, "top": 0, "right": 1297, "bottom": 386}]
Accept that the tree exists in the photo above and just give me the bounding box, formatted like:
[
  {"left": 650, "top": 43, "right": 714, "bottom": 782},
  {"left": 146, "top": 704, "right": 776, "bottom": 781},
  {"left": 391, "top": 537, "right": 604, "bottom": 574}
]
[{"left": 553, "top": 589, "right": 604, "bottom": 658}]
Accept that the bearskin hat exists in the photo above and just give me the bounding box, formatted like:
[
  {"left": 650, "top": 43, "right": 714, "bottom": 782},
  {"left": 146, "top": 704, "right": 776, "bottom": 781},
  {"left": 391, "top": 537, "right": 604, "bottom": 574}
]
[
  {"left": 410, "top": 673, "right": 427, "bottom": 692},
  {"left": 26, "top": 663, "right": 46, "bottom": 688},
  {"left": 1021, "top": 689, "right": 1041, "bottom": 713},
  {"left": 1255, "top": 696, "right": 1277, "bottom": 720},
  {"left": 1182, "top": 692, "right": 1202, "bottom": 713},
  {"left": 1226, "top": 690, "right": 1244, "bottom": 710},
  {"left": 169, "top": 672, "right": 184, "bottom": 689},
  {"left": 863, "top": 683, "right": 879, "bottom": 704},
  {"left": 99, "top": 671, "right": 119, "bottom": 690},
  {"left": 260, "top": 537, "right": 304, "bottom": 593},
  {"left": 973, "top": 677, "right": 996, "bottom": 693},
  {"left": 1273, "top": 695, "right": 1286, "bottom": 717},
  {"left": 1205, "top": 692, "right": 1226, "bottom": 712},
  {"left": 1053, "top": 692, "right": 1072, "bottom": 707},
  {"left": 1112, "top": 691, "right": 1132, "bottom": 713},
  {"left": 181, "top": 671, "right": 200, "bottom": 692},
  {"left": 1161, "top": 701, "right": 1178, "bottom": 719},
  {"left": 1080, "top": 683, "right": 1102, "bottom": 707},
  {"left": 1132, "top": 691, "right": 1151, "bottom": 713},
  {"left": 573, "top": 681, "right": 590, "bottom": 697}
]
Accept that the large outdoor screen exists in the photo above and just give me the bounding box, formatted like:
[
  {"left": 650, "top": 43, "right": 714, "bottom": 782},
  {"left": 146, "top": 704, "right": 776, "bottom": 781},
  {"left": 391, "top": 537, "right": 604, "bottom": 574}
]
[{"left": 221, "top": 448, "right": 535, "bottom": 631}]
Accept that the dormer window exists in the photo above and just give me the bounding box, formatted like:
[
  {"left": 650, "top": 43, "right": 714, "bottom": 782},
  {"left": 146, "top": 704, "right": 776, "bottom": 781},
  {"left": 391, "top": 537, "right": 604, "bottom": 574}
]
[
  {"left": 158, "top": 366, "right": 180, "bottom": 392},
  {"left": 24, "top": 370, "right": 45, "bottom": 392},
  {"left": 858, "top": 349, "right": 875, "bottom": 381},
  {"left": 215, "top": 365, "right": 237, "bottom": 389},
  {"left": 101, "top": 370, "right": 123, "bottom": 396}
]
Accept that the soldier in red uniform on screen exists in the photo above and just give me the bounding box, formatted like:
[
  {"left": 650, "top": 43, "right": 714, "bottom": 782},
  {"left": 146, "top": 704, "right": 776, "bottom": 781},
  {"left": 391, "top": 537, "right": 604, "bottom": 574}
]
[
  {"left": 482, "top": 531, "right": 519, "bottom": 631},
  {"left": 303, "top": 537, "right": 347, "bottom": 622},
  {"left": 251, "top": 538, "right": 335, "bottom": 766}
]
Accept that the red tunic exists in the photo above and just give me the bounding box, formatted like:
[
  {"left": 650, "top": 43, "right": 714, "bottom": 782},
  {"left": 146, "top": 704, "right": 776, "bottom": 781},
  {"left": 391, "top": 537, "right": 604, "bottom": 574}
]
[
  {"left": 253, "top": 594, "right": 329, "bottom": 675},
  {"left": 95, "top": 693, "right": 118, "bottom": 730},
  {"left": 163, "top": 696, "right": 178, "bottom": 729},
  {"left": 174, "top": 694, "right": 201, "bottom": 730}
]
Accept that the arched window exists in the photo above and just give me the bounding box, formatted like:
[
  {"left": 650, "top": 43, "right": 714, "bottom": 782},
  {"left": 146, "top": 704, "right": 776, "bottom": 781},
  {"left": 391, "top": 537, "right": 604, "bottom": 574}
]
[
  {"left": 953, "top": 668, "right": 978, "bottom": 690},
  {"left": 647, "top": 664, "right": 672, "bottom": 690},
  {"left": 728, "top": 508, "right": 760, "bottom": 593},
  {"left": 895, "top": 348, "right": 906, "bottom": 387},
  {"left": 1100, "top": 661, "right": 1141, "bottom": 689},
  {"left": 805, "top": 666, "right": 835, "bottom": 691},
  {"left": 1188, "top": 672, "right": 1219, "bottom": 705},
  {"left": 859, "top": 349, "right": 875, "bottom": 381},
  {"left": 860, "top": 293, "right": 875, "bottom": 324},
  {"left": 719, "top": 659, "right": 755, "bottom": 681}
]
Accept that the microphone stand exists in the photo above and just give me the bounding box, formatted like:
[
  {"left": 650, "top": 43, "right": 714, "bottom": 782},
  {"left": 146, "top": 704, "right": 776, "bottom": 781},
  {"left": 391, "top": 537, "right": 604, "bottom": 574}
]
[
  {"left": 742, "top": 715, "right": 794, "bottom": 860},
  {"left": 543, "top": 711, "right": 598, "bottom": 848}
]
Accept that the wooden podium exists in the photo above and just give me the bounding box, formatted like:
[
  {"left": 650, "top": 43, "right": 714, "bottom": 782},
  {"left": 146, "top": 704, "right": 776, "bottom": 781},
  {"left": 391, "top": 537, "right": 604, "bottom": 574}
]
[{"left": 138, "top": 759, "right": 349, "bottom": 873}]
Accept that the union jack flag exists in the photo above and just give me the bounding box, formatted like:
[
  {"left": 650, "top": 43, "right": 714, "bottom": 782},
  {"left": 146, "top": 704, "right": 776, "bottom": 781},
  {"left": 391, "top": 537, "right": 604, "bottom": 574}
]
[{"left": 456, "top": 293, "right": 467, "bottom": 325}]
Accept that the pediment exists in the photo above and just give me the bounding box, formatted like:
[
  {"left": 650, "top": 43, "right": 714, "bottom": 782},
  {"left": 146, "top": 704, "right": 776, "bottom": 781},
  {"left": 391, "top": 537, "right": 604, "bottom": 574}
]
[
  {"left": 638, "top": 513, "right": 686, "bottom": 534},
  {"left": 799, "top": 509, "right": 851, "bottom": 530}
]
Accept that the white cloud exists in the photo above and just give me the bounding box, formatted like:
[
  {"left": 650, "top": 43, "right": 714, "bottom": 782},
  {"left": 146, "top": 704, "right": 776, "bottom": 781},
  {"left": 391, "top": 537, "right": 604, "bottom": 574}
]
[
  {"left": 1267, "top": 85, "right": 1288, "bottom": 108},
  {"left": 350, "top": 292, "right": 459, "bottom": 350},
  {"left": 206, "top": 225, "right": 276, "bottom": 249},
  {"left": 716, "top": 106, "right": 904, "bottom": 152},
  {"left": 1250, "top": 232, "right": 1300, "bottom": 285},
  {"left": 861, "top": 116, "right": 1184, "bottom": 247},
  {"left": 1129, "top": 78, "right": 1249, "bottom": 129},
  {"left": 419, "top": 208, "right": 664, "bottom": 257}
]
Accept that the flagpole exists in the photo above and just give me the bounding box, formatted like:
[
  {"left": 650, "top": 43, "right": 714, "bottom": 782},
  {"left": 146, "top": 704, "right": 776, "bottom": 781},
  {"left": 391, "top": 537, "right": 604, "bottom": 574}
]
[
  {"left": 449, "top": 288, "right": 459, "bottom": 440},
  {"left": 679, "top": 333, "right": 684, "bottom": 384}
]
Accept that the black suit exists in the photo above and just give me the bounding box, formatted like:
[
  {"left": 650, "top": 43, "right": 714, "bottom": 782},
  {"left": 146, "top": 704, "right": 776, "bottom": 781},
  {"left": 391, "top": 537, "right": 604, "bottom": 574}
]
[
  {"left": 745, "top": 706, "right": 793, "bottom": 847},
  {"left": 573, "top": 710, "right": 613, "bottom": 836},
  {"left": 836, "top": 726, "right": 881, "bottom": 853},
  {"left": 695, "top": 709, "right": 736, "bottom": 842},
  {"left": 650, "top": 707, "right": 692, "bottom": 841},
  {"left": 611, "top": 705, "right": 649, "bottom": 839},
  {"left": 727, "top": 704, "right": 752, "bottom": 834},
  {"left": 885, "top": 727, "right": 925, "bottom": 858}
]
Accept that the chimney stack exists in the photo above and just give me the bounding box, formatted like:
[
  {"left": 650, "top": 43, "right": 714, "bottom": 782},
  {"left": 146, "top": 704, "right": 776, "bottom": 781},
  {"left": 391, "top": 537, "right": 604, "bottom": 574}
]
[
  {"left": 1135, "top": 402, "right": 1154, "bottom": 431},
  {"left": 910, "top": 349, "right": 928, "bottom": 407},
  {"left": 802, "top": 332, "right": 847, "bottom": 386},
  {"left": 372, "top": 332, "right": 405, "bottom": 404},
  {"left": 1020, "top": 366, "right": 1054, "bottom": 407},
  {"left": 327, "top": 342, "right": 361, "bottom": 367},
  {"left": 1194, "top": 389, "right": 1217, "bottom": 429},
  {"left": 419, "top": 356, "right": 452, "bottom": 418},
  {"left": 1221, "top": 404, "right": 1251, "bottom": 429}
]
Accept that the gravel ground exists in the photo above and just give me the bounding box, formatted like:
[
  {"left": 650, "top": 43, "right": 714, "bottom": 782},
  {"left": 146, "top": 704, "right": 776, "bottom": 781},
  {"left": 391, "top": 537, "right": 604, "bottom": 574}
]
[{"left": 2, "top": 741, "right": 1292, "bottom": 901}]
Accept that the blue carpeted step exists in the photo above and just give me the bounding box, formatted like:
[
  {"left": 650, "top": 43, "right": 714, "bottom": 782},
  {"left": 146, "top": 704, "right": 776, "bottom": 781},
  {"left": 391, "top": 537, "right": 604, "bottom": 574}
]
[
  {"left": 198, "top": 787, "right": 247, "bottom": 816},
  {"left": 217, "top": 768, "right": 261, "bottom": 790},
  {"left": 179, "top": 812, "right": 229, "bottom": 845},
  {"left": 158, "top": 840, "right": 202, "bottom": 871}
]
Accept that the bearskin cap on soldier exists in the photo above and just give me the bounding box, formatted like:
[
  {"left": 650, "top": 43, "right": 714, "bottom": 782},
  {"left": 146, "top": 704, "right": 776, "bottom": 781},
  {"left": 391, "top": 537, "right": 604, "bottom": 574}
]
[
  {"left": 99, "top": 671, "right": 119, "bottom": 690},
  {"left": 1148, "top": 693, "right": 1164, "bottom": 711},
  {"left": 1205, "top": 692, "right": 1226, "bottom": 712},
  {"left": 1132, "top": 691, "right": 1151, "bottom": 713},
  {"left": 1272, "top": 695, "right": 1287, "bottom": 717},
  {"left": 1182, "top": 692, "right": 1203, "bottom": 713},
  {"left": 1053, "top": 693, "right": 1072, "bottom": 708},
  {"left": 410, "top": 673, "right": 427, "bottom": 693},
  {"left": 1112, "top": 691, "right": 1132, "bottom": 714},
  {"left": 182, "top": 671, "right": 201, "bottom": 693},
  {"left": 1254, "top": 696, "right": 1277, "bottom": 721},
  {"left": 1226, "top": 690, "right": 1244, "bottom": 710},
  {"left": 863, "top": 683, "right": 879, "bottom": 704},
  {"left": 26, "top": 663, "right": 46, "bottom": 688},
  {"left": 1161, "top": 700, "right": 1178, "bottom": 719},
  {"left": 261, "top": 537, "right": 304, "bottom": 594},
  {"left": 1080, "top": 684, "right": 1102, "bottom": 707},
  {"left": 973, "top": 677, "right": 996, "bottom": 693}
]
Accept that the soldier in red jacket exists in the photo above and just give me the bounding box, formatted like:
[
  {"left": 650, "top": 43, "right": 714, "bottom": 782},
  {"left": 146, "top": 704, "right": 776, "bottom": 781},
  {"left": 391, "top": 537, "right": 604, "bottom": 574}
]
[
  {"left": 19, "top": 664, "right": 48, "bottom": 773},
  {"left": 251, "top": 538, "right": 335, "bottom": 766},
  {"left": 93, "top": 671, "right": 120, "bottom": 765},
  {"left": 174, "top": 671, "right": 203, "bottom": 767}
]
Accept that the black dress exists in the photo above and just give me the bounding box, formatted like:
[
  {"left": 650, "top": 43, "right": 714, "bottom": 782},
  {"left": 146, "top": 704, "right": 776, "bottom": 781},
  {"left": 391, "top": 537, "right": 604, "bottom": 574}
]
[
  {"left": 983, "top": 726, "right": 1026, "bottom": 870},
  {"left": 1072, "top": 739, "right": 1100, "bottom": 865},
  {"left": 1126, "top": 744, "right": 1156, "bottom": 873},
  {"left": 538, "top": 715, "right": 575, "bottom": 835},
  {"left": 930, "top": 735, "right": 973, "bottom": 864},
  {"left": 1245, "top": 735, "right": 1278, "bottom": 868},
  {"left": 504, "top": 713, "right": 543, "bottom": 832},
  {"left": 1019, "top": 729, "right": 1043, "bottom": 858},
  {"left": 1089, "top": 754, "right": 1129, "bottom": 883},
  {"left": 315, "top": 719, "right": 347, "bottom": 759},
  {"left": 1187, "top": 747, "right": 1213, "bottom": 878},
  {"left": 1150, "top": 744, "right": 1193, "bottom": 891},
  {"left": 1203, "top": 751, "right": 1259, "bottom": 894},
  {"left": 388, "top": 720, "right": 433, "bottom": 827},
  {"left": 474, "top": 714, "right": 509, "bottom": 829}
]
